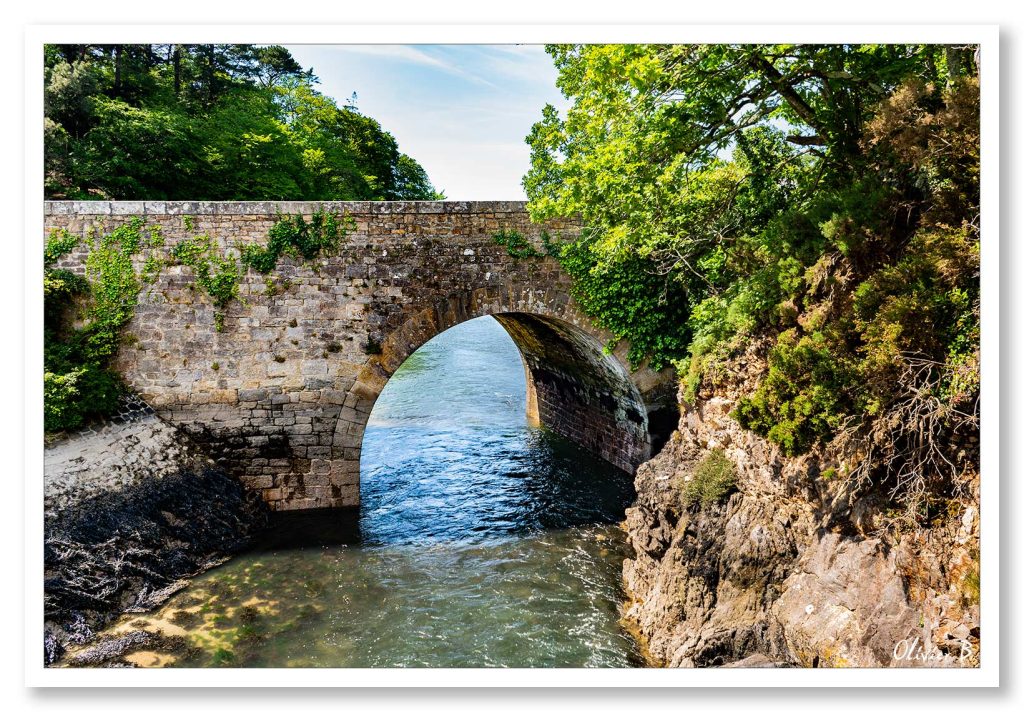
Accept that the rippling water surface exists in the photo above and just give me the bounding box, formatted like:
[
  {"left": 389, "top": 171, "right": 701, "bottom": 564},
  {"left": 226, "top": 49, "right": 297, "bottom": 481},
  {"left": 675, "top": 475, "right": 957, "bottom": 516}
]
[{"left": 109, "top": 316, "right": 641, "bottom": 668}]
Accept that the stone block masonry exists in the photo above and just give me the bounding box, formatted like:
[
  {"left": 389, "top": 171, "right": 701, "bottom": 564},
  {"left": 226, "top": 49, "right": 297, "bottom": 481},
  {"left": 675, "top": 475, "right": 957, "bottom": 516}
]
[{"left": 46, "top": 201, "right": 676, "bottom": 511}]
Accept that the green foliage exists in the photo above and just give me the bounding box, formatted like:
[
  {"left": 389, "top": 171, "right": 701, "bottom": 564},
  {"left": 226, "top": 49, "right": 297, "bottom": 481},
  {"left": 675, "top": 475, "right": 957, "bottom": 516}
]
[
  {"left": 43, "top": 209, "right": 347, "bottom": 429},
  {"left": 734, "top": 329, "right": 859, "bottom": 455},
  {"left": 43, "top": 268, "right": 87, "bottom": 307},
  {"left": 43, "top": 369, "right": 85, "bottom": 430},
  {"left": 851, "top": 225, "right": 980, "bottom": 412},
  {"left": 679, "top": 449, "right": 738, "bottom": 506},
  {"left": 44, "top": 44, "right": 442, "bottom": 201},
  {"left": 241, "top": 210, "right": 342, "bottom": 273},
  {"left": 172, "top": 234, "right": 240, "bottom": 331},
  {"left": 550, "top": 229, "right": 693, "bottom": 370},
  {"left": 84, "top": 237, "right": 141, "bottom": 357},
  {"left": 735, "top": 222, "right": 980, "bottom": 457},
  {"left": 43, "top": 218, "right": 155, "bottom": 431},
  {"left": 492, "top": 229, "right": 542, "bottom": 259},
  {"left": 528, "top": 45, "right": 980, "bottom": 516},
  {"left": 44, "top": 228, "right": 80, "bottom": 265},
  {"left": 170, "top": 210, "right": 347, "bottom": 330},
  {"left": 173, "top": 235, "right": 240, "bottom": 307},
  {"left": 141, "top": 254, "right": 162, "bottom": 283},
  {"left": 43, "top": 367, "right": 121, "bottom": 432}
]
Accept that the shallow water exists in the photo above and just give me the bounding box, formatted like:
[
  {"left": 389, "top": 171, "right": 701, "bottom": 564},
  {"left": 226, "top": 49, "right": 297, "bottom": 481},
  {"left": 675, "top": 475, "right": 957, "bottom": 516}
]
[{"left": 109, "top": 316, "right": 641, "bottom": 668}]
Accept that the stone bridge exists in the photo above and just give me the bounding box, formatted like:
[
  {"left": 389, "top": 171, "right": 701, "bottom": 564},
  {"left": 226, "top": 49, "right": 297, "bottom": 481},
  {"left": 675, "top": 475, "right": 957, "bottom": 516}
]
[{"left": 46, "top": 201, "right": 676, "bottom": 511}]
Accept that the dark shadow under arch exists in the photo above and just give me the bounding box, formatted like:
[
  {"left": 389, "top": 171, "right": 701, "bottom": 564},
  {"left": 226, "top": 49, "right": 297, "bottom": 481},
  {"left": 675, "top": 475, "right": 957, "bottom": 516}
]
[{"left": 491, "top": 312, "right": 649, "bottom": 472}]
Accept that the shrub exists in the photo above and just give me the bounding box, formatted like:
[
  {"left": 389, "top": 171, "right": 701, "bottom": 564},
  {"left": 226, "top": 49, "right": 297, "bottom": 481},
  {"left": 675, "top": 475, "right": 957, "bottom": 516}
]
[
  {"left": 734, "top": 329, "right": 858, "bottom": 456},
  {"left": 680, "top": 449, "right": 738, "bottom": 506},
  {"left": 492, "top": 229, "right": 542, "bottom": 259},
  {"left": 553, "top": 231, "right": 693, "bottom": 370},
  {"left": 43, "top": 366, "right": 121, "bottom": 432},
  {"left": 44, "top": 219, "right": 152, "bottom": 431}
]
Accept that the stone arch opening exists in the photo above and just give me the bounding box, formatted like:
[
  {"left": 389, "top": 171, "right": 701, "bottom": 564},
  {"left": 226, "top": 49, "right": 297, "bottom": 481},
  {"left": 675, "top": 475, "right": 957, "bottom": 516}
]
[
  {"left": 491, "top": 313, "right": 649, "bottom": 472},
  {"left": 329, "top": 286, "right": 673, "bottom": 507}
]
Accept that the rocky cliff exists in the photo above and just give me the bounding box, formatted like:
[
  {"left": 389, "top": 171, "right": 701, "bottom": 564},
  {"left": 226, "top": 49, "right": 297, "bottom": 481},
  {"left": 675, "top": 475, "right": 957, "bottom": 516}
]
[{"left": 621, "top": 351, "right": 980, "bottom": 668}]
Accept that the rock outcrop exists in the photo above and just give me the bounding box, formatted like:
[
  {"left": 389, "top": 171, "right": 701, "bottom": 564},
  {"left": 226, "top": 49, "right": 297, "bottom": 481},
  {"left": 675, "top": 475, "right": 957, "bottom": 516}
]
[
  {"left": 622, "top": 366, "right": 980, "bottom": 668},
  {"left": 43, "top": 408, "right": 267, "bottom": 665}
]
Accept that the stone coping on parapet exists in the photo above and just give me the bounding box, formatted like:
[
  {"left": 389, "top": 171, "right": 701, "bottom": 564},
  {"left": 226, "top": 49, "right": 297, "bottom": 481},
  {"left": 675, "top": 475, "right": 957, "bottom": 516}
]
[{"left": 43, "top": 200, "right": 530, "bottom": 216}]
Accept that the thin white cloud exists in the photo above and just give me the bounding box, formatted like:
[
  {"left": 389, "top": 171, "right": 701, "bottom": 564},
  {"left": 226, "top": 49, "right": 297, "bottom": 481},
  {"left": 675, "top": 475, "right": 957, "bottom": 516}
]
[
  {"left": 468, "top": 45, "right": 559, "bottom": 84},
  {"left": 283, "top": 44, "right": 569, "bottom": 199},
  {"left": 314, "top": 45, "right": 499, "bottom": 88}
]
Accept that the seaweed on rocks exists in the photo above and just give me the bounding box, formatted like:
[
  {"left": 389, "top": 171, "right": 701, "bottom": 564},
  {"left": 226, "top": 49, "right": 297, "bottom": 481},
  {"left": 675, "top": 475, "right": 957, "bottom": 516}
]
[{"left": 43, "top": 466, "right": 268, "bottom": 665}]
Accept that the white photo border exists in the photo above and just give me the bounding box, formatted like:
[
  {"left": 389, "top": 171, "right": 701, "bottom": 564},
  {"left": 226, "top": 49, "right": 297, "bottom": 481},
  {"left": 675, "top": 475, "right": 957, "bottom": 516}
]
[{"left": 23, "top": 23, "right": 1001, "bottom": 688}]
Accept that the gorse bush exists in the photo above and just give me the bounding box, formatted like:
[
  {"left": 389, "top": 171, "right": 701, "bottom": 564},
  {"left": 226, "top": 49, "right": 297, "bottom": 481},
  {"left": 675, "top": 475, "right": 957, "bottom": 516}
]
[
  {"left": 527, "top": 44, "right": 980, "bottom": 520},
  {"left": 733, "top": 329, "right": 859, "bottom": 456},
  {"left": 680, "top": 450, "right": 738, "bottom": 507}
]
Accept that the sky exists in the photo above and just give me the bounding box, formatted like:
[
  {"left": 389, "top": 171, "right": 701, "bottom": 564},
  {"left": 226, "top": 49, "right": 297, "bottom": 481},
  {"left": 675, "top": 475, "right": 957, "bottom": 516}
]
[{"left": 283, "top": 45, "right": 570, "bottom": 201}]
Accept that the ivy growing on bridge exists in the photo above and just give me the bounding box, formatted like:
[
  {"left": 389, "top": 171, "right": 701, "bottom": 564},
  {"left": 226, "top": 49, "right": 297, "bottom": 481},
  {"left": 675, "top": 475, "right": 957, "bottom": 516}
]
[
  {"left": 491, "top": 229, "right": 543, "bottom": 259},
  {"left": 44, "top": 218, "right": 162, "bottom": 431},
  {"left": 43, "top": 209, "right": 348, "bottom": 432},
  {"left": 242, "top": 210, "right": 343, "bottom": 272}
]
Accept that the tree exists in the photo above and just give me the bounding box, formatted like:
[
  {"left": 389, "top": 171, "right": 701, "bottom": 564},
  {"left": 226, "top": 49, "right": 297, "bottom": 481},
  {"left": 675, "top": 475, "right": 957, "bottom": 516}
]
[
  {"left": 525, "top": 44, "right": 980, "bottom": 519},
  {"left": 525, "top": 43, "right": 977, "bottom": 363},
  {"left": 42, "top": 43, "right": 442, "bottom": 202}
]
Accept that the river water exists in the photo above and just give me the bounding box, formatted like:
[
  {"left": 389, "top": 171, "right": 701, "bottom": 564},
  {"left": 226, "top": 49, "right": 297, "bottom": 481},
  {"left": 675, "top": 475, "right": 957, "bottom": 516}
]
[{"left": 107, "top": 316, "right": 642, "bottom": 668}]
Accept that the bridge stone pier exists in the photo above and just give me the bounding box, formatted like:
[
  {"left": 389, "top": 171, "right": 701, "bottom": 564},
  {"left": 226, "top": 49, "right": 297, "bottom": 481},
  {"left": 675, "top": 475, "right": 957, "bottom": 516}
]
[{"left": 46, "top": 201, "right": 676, "bottom": 511}]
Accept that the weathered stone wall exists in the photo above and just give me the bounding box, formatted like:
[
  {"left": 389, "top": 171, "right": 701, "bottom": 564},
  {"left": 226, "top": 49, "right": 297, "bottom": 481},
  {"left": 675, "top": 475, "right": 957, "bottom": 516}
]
[{"left": 46, "top": 201, "right": 675, "bottom": 511}]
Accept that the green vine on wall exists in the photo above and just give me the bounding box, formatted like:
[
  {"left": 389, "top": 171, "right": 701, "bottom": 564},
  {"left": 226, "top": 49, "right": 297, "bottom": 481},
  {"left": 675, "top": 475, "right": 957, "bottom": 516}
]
[
  {"left": 171, "top": 234, "right": 244, "bottom": 332},
  {"left": 242, "top": 210, "right": 343, "bottom": 273},
  {"left": 43, "top": 208, "right": 348, "bottom": 432},
  {"left": 492, "top": 229, "right": 544, "bottom": 259},
  {"left": 44, "top": 217, "right": 163, "bottom": 431},
  {"left": 171, "top": 209, "right": 347, "bottom": 330},
  {"left": 173, "top": 209, "right": 348, "bottom": 330}
]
